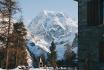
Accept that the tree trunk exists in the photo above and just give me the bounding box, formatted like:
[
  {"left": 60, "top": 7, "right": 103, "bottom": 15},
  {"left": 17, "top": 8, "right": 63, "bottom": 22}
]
[{"left": 6, "top": 0, "right": 12, "bottom": 69}]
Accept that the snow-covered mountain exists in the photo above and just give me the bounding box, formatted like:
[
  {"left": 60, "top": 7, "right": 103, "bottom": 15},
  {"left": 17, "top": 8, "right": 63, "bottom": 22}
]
[{"left": 27, "top": 10, "right": 78, "bottom": 60}]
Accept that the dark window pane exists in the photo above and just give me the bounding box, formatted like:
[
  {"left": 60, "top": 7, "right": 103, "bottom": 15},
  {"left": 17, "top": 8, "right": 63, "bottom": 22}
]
[{"left": 87, "top": 0, "right": 103, "bottom": 26}]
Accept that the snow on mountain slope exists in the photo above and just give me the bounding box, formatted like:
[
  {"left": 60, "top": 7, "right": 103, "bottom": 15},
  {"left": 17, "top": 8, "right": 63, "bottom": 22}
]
[
  {"left": 27, "top": 31, "right": 50, "bottom": 53},
  {"left": 27, "top": 10, "right": 78, "bottom": 60}
]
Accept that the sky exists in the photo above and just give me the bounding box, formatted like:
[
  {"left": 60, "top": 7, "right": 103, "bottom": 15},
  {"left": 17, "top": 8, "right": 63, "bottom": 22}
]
[{"left": 19, "top": 0, "right": 78, "bottom": 25}]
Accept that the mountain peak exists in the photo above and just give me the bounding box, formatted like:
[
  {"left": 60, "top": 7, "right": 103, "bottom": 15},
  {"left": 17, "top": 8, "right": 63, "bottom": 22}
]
[
  {"left": 40, "top": 10, "right": 65, "bottom": 17},
  {"left": 27, "top": 10, "right": 78, "bottom": 60}
]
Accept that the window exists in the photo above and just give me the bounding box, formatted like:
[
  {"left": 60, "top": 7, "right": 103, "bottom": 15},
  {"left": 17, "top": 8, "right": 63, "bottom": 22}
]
[{"left": 87, "top": 0, "right": 103, "bottom": 26}]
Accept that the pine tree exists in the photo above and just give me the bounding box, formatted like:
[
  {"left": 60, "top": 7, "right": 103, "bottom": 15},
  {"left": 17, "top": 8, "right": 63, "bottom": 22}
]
[
  {"left": 47, "top": 41, "right": 57, "bottom": 67},
  {"left": 64, "top": 44, "right": 74, "bottom": 66},
  {"left": 0, "top": 0, "right": 20, "bottom": 69},
  {"left": 0, "top": 20, "right": 28, "bottom": 69},
  {"left": 13, "top": 21, "right": 27, "bottom": 67}
]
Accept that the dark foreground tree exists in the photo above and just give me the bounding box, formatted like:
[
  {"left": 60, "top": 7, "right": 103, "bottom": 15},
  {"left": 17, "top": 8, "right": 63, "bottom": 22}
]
[
  {"left": 13, "top": 21, "right": 28, "bottom": 67},
  {"left": 0, "top": 0, "right": 20, "bottom": 69},
  {"left": 47, "top": 41, "right": 57, "bottom": 68},
  {"left": 64, "top": 44, "right": 73, "bottom": 66},
  {"left": 64, "top": 44, "right": 77, "bottom": 67},
  {"left": 0, "top": 20, "right": 28, "bottom": 69}
]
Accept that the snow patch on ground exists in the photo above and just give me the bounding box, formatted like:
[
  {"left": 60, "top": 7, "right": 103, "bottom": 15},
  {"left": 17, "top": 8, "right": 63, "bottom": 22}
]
[{"left": 0, "top": 68, "right": 49, "bottom": 70}]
